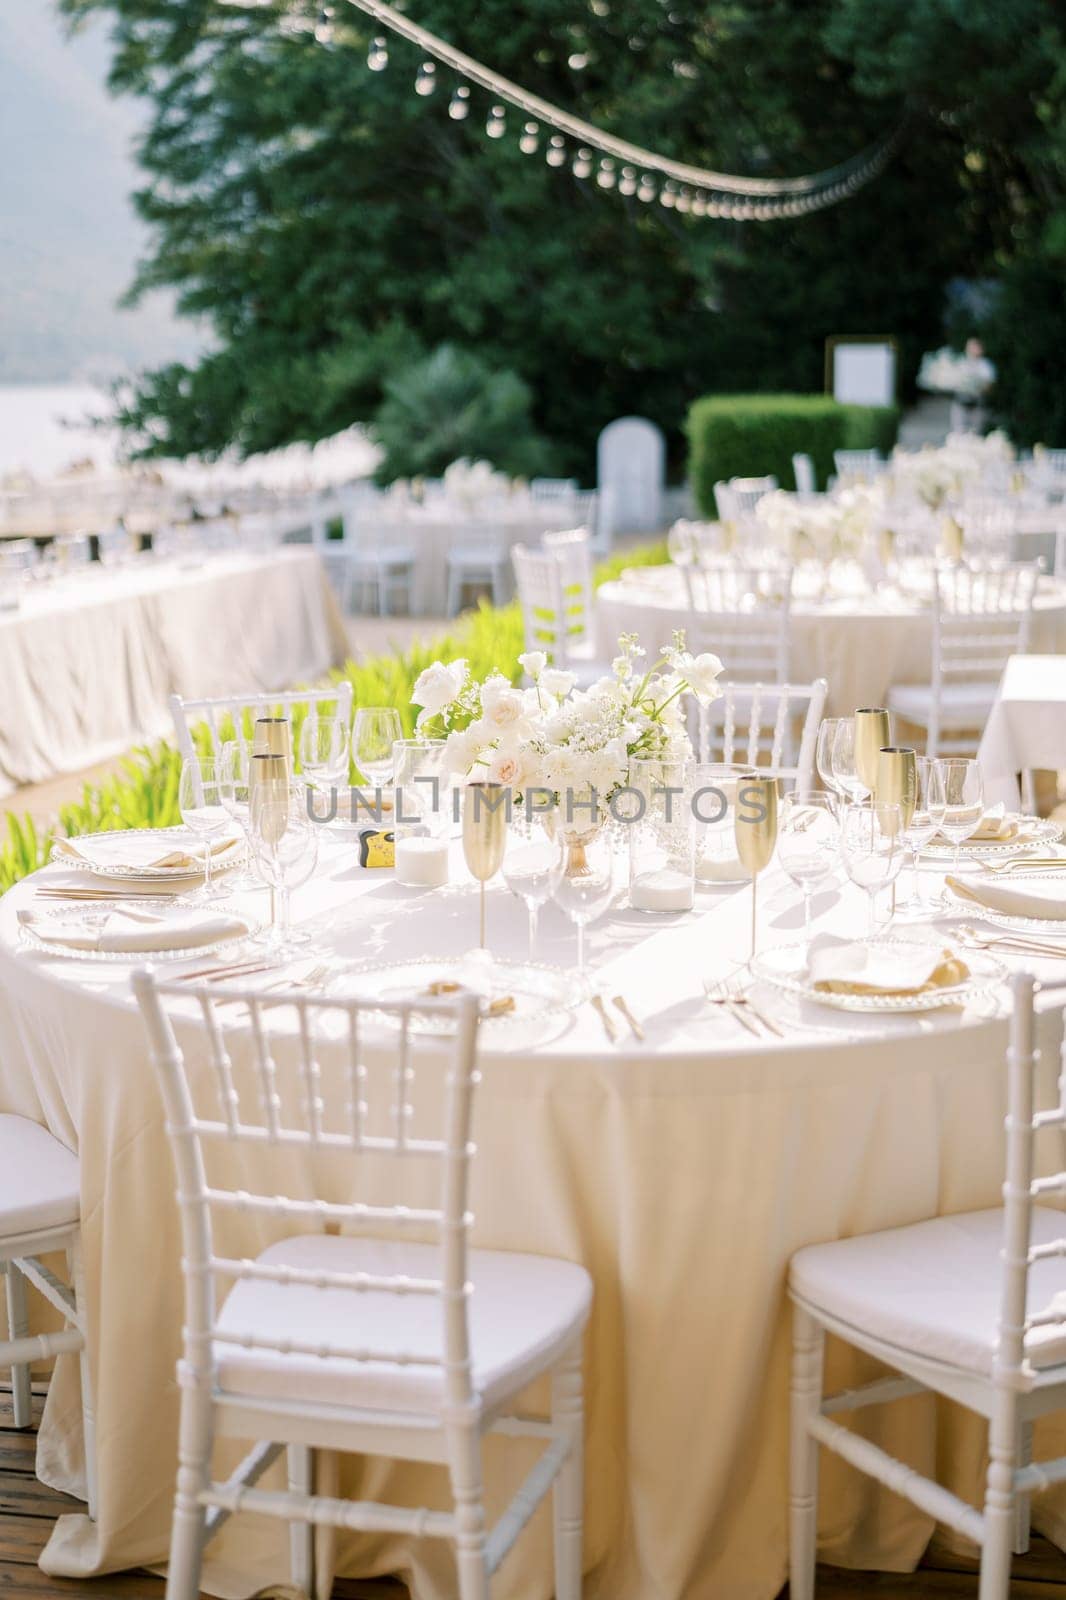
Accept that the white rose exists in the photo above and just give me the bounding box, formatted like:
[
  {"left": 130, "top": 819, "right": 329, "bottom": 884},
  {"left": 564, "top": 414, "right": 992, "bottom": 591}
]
[
  {"left": 412, "top": 658, "right": 468, "bottom": 726},
  {"left": 518, "top": 650, "right": 547, "bottom": 677},
  {"left": 444, "top": 725, "right": 482, "bottom": 776},
  {"left": 480, "top": 676, "right": 529, "bottom": 734},
  {"left": 539, "top": 667, "right": 577, "bottom": 698},
  {"left": 487, "top": 747, "right": 528, "bottom": 787}
]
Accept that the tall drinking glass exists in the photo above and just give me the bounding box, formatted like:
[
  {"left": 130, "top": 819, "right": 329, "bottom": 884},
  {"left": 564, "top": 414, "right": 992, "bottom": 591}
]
[
  {"left": 178, "top": 756, "right": 231, "bottom": 901},
  {"left": 815, "top": 718, "right": 846, "bottom": 809},
  {"left": 299, "top": 712, "right": 350, "bottom": 805},
  {"left": 551, "top": 827, "right": 617, "bottom": 991},
  {"left": 777, "top": 793, "right": 838, "bottom": 939},
  {"left": 248, "top": 781, "right": 320, "bottom": 957},
  {"left": 353, "top": 707, "right": 403, "bottom": 790},
  {"left": 830, "top": 720, "right": 867, "bottom": 805},
  {"left": 900, "top": 756, "right": 945, "bottom": 915},
  {"left": 840, "top": 801, "right": 904, "bottom": 934},
  {"left": 462, "top": 781, "right": 508, "bottom": 950},
  {"left": 218, "top": 739, "right": 261, "bottom": 891},
  {"left": 935, "top": 758, "right": 985, "bottom": 885},
  {"left": 734, "top": 774, "right": 778, "bottom": 959},
  {"left": 502, "top": 808, "right": 565, "bottom": 956}
]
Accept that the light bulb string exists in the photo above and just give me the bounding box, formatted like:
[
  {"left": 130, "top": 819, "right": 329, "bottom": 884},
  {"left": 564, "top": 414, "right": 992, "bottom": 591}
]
[{"left": 334, "top": 0, "right": 906, "bottom": 201}]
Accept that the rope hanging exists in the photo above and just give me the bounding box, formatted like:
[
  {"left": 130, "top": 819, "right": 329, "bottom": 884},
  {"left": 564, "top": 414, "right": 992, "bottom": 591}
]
[{"left": 219, "top": 0, "right": 907, "bottom": 219}]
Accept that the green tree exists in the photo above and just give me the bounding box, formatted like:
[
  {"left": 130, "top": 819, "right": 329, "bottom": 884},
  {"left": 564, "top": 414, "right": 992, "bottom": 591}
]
[{"left": 64, "top": 0, "right": 1064, "bottom": 470}]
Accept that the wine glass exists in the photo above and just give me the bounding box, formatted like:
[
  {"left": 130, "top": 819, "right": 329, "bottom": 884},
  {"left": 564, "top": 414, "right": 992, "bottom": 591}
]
[
  {"left": 830, "top": 720, "right": 868, "bottom": 805},
  {"left": 462, "top": 781, "right": 509, "bottom": 949},
  {"left": 550, "top": 827, "right": 617, "bottom": 993},
  {"left": 178, "top": 756, "right": 231, "bottom": 901},
  {"left": 935, "top": 758, "right": 985, "bottom": 881},
  {"left": 218, "top": 740, "right": 262, "bottom": 891},
  {"left": 900, "top": 756, "right": 945, "bottom": 916},
  {"left": 840, "top": 801, "right": 904, "bottom": 935},
  {"left": 353, "top": 707, "right": 403, "bottom": 791},
  {"left": 248, "top": 781, "right": 320, "bottom": 957},
  {"left": 299, "top": 712, "right": 350, "bottom": 805},
  {"left": 815, "top": 718, "right": 846, "bottom": 809},
  {"left": 734, "top": 774, "right": 778, "bottom": 959},
  {"left": 777, "top": 793, "right": 838, "bottom": 939},
  {"left": 501, "top": 808, "right": 565, "bottom": 957}
]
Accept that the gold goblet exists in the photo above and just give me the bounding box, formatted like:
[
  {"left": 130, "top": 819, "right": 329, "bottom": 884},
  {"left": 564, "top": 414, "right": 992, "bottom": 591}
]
[
  {"left": 853, "top": 708, "right": 891, "bottom": 796},
  {"left": 462, "top": 781, "right": 508, "bottom": 949},
  {"left": 735, "top": 775, "right": 779, "bottom": 961}
]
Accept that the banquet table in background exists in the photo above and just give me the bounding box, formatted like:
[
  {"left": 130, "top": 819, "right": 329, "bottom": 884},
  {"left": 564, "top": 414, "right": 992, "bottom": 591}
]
[
  {"left": 4, "top": 836, "right": 1066, "bottom": 1600},
  {"left": 979, "top": 654, "right": 1066, "bottom": 808},
  {"left": 597, "top": 564, "right": 1066, "bottom": 716},
  {"left": 0, "top": 548, "right": 347, "bottom": 799}
]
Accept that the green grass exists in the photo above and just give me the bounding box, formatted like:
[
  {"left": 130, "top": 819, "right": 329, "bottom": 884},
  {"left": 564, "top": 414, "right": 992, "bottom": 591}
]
[{"left": 0, "top": 540, "right": 668, "bottom": 893}]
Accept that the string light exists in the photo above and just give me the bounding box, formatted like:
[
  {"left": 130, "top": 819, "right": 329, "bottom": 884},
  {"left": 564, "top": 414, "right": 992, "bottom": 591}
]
[
  {"left": 232, "top": 0, "right": 907, "bottom": 222},
  {"left": 448, "top": 85, "right": 470, "bottom": 118}
]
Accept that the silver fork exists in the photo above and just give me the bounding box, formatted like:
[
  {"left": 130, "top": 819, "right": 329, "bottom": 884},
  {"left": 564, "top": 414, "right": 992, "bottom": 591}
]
[{"left": 704, "top": 977, "right": 760, "bottom": 1037}]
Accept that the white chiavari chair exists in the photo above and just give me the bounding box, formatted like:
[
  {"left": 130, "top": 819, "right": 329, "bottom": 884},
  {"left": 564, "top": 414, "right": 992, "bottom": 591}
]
[
  {"left": 543, "top": 526, "right": 596, "bottom": 633},
  {"left": 169, "top": 682, "right": 353, "bottom": 765},
  {"left": 334, "top": 507, "right": 417, "bottom": 616},
  {"left": 530, "top": 478, "right": 579, "bottom": 501},
  {"left": 832, "top": 449, "right": 885, "bottom": 482},
  {"left": 695, "top": 679, "right": 826, "bottom": 791},
  {"left": 0, "top": 1116, "right": 95, "bottom": 1518},
  {"left": 789, "top": 971, "right": 1066, "bottom": 1600},
  {"left": 682, "top": 559, "right": 794, "bottom": 681},
  {"left": 886, "top": 561, "right": 1039, "bottom": 759},
  {"left": 132, "top": 972, "right": 592, "bottom": 1600},
  {"left": 512, "top": 542, "right": 608, "bottom": 687},
  {"left": 445, "top": 520, "right": 510, "bottom": 615}
]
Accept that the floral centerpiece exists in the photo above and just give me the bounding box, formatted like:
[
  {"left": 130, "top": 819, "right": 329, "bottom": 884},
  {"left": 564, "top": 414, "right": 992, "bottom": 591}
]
[
  {"left": 755, "top": 485, "right": 883, "bottom": 564},
  {"left": 410, "top": 633, "right": 724, "bottom": 823},
  {"left": 441, "top": 457, "right": 511, "bottom": 509},
  {"left": 889, "top": 430, "right": 1015, "bottom": 508}
]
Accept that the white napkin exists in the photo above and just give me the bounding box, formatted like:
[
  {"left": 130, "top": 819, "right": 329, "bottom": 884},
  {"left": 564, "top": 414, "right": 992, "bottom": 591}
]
[
  {"left": 946, "top": 874, "right": 1066, "bottom": 922},
  {"left": 807, "top": 934, "right": 970, "bottom": 996},
  {"left": 53, "top": 829, "right": 242, "bottom": 873},
  {"left": 18, "top": 905, "right": 250, "bottom": 954}
]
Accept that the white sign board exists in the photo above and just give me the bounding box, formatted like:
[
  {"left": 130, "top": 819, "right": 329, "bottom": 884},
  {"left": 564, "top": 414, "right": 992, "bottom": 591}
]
[
  {"left": 597, "top": 416, "right": 664, "bottom": 542},
  {"left": 830, "top": 340, "right": 896, "bottom": 407}
]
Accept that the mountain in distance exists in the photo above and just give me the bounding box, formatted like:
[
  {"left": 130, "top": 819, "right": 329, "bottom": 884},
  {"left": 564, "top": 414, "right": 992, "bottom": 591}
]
[{"left": 0, "top": 0, "right": 203, "bottom": 385}]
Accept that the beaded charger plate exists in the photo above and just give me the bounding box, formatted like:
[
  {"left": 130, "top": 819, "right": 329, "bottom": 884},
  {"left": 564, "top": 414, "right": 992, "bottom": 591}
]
[
  {"left": 333, "top": 955, "right": 576, "bottom": 1037},
  {"left": 921, "top": 817, "right": 1061, "bottom": 861},
  {"left": 751, "top": 938, "right": 1006, "bottom": 1013}
]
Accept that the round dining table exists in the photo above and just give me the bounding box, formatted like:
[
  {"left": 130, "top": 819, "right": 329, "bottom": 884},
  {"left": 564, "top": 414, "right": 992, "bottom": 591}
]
[
  {"left": 597, "top": 563, "right": 1066, "bottom": 717},
  {"left": 2, "top": 829, "right": 1066, "bottom": 1600}
]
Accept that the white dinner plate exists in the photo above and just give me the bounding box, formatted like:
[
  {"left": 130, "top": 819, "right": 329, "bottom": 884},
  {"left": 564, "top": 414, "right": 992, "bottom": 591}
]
[
  {"left": 50, "top": 826, "right": 246, "bottom": 883},
  {"left": 333, "top": 955, "right": 576, "bottom": 1035},
  {"left": 751, "top": 938, "right": 1006, "bottom": 1013},
  {"left": 944, "top": 873, "right": 1066, "bottom": 937},
  {"left": 921, "top": 817, "right": 1061, "bottom": 861},
  {"left": 18, "top": 910, "right": 261, "bottom": 964}
]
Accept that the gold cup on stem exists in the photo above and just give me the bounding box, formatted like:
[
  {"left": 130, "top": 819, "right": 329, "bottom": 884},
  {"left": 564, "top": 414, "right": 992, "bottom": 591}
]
[
  {"left": 462, "top": 781, "right": 508, "bottom": 950},
  {"left": 734, "top": 775, "right": 779, "bottom": 962},
  {"left": 875, "top": 746, "right": 916, "bottom": 918},
  {"left": 853, "top": 708, "right": 891, "bottom": 797}
]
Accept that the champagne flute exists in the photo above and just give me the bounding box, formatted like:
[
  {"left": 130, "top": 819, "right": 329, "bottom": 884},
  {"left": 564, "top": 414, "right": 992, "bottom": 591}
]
[
  {"left": 353, "top": 707, "right": 403, "bottom": 791},
  {"left": 502, "top": 808, "right": 566, "bottom": 957},
  {"left": 815, "top": 718, "right": 847, "bottom": 810},
  {"left": 830, "top": 720, "right": 867, "bottom": 805},
  {"left": 734, "top": 775, "right": 778, "bottom": 960},
  {"left": 299, "top": 712, "right": 350, "bottom": 806},
  {"left": 935, "top": 758, "right": 985, "bottom": 881},
  {"left": 462, "top": 781, "right": 509, "bottom": 949},
  {"left": 777, "top": 792, "right": 838, "bottom": 940},
  {"left": 248, "top": 780, "right": 319, "bottom": 957},
  {"left": 840, "top": 801, "right": 904, "bottom": 935},
  {"left": 854, "top": 708, "right": 891, "bottom": 796},
  {"left": 178, "top": 756, "right": 231, "bottom": 901},
  {"left": 899, "top": 756, "right": 945, "bottom": 916},
  {"left": 875, "top": 745, "right": 915, "bottom": 919},
  {"left": 550, "top": 827, "right": 618, "bottom": 991}
]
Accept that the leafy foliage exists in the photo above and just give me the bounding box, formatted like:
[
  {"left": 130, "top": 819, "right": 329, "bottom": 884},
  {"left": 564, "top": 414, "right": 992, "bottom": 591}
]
[
  {"left": 687, "top": 394, "right": 899, "bottom": 510},
  {"left": 370, "top": 344, "right": 554, "bottom": 483},
  {"left": 0, "top": 541, "right": 667, "bottom": 892}
]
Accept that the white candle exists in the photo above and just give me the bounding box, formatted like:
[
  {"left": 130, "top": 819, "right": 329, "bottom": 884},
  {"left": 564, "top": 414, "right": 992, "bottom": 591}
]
[
  {"left": 395, "top": 835, "right": 450, "bottom": 888},
  {"left": 631, "top": 867, "right": 694, "bottom": 913}
]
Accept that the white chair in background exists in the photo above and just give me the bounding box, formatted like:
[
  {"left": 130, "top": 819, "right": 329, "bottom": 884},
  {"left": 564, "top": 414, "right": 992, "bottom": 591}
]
[
  {"left": 133, "top": 972, "right": 592, "bottom": 1600},
  {"left": 789, "top": 971, "right": 1066, "bottom": 1600},
  {"left": 696, "top": 679, "right": 827, "bottom": 790},
  {"left": 330, "top": 509, "right": 417, "bottom": 616},
  {"left": 886, "top": 562, "right": 1039, "bottom": 759},
  {"left": 0, "top": 1115, "right": 95, "bottom": 1518},
  {"left": 683, "top": 560, "right": 794, "bottom": 681},
  {"left": 445, "top": 521, "right": 510, "bottom": 615},
  {"left": 169, "top": 682, "right": 353, "bottom": 763},
  {"left": 531, "top": 477, "right": 579, "bottom": 501},
  {"left": 512, "top": 542, "right": 607, "bottom": 687},
  {"left": 792, "top": 454, "right": 817, "bottom": 496},
  {"left": 543, "top": 526, "right": 596, "bottom": 640},
  {"left": 833, "top": 449, "right": 884, "bottom": 481}
]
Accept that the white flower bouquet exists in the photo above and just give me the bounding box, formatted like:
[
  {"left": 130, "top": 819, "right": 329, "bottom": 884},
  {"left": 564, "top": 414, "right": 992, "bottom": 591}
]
[
  {"left": 410, "top": 634, "right": 724, "bottom": 816},
  {"left": 917, "top": 346, "right": 995, "bottom": 402},
  {"left": 755, "top": 486, "right": 882, "bottom": 563}
]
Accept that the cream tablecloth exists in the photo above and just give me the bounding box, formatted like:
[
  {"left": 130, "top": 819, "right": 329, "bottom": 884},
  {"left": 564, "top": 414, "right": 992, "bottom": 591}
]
[
  {"left": 978, "top": 654, "right": 1066, "bottom": 808},
  {"left": 597, "top": 566, "right": 1066, "bottom": 717},
  {"left": 2, "top": 838, "right": 1066, "bottom": 1600},
  {"left": 0, "top": 549, "right": 348, "bottom": 799}
]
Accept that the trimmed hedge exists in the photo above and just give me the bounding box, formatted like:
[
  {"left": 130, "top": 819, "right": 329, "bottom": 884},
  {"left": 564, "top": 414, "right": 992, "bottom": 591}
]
[{"left": 687, "top": 394, "right": 900, "bottom": 513}]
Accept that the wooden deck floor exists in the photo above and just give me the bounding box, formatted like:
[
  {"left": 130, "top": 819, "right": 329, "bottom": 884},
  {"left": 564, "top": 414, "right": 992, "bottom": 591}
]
[{"left": 7, "top": 1386, "right": 1066, "bottom": 1599}]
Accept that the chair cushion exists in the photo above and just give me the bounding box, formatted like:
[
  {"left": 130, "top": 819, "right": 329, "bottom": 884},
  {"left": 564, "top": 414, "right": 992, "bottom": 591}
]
[
  {"left": 886, "top": 682, "right": 997, "bottom": 725},
  {"left": 791, "top": 1206, "right": 1066, "bottom": 1377},
  {"left": 0, "top": 1115, "right": 80, "bottom": 1242},
  {"left": 214, "top": 1235, "right": 592, "bottom": 1415}
]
